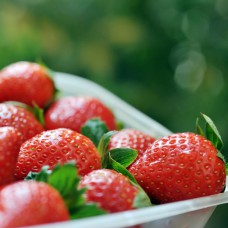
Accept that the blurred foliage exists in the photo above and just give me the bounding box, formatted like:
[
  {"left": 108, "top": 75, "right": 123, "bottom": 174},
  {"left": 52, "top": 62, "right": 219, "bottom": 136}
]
[
  {"left": 0, "top": 1, "right": 228, "bottom": 226},
  {"left": 1, "top": 0, "right": 228, "bottom": 135}
]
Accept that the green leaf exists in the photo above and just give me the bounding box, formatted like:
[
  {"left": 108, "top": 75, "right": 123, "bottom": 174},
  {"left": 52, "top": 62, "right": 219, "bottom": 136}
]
[
  {"left": 24, "top": 171, "right": 40, "bottom": 181},
  {"left": 116, "top": 120, "right": 124, "bottom": 130},
  {"left": 107, "top": 151, "right": 152, "bottom": 208},
  {"left": 5, "top": 101, "right": 45, "bottom": 126},
  {"left": 36, "top": 59, "right": 55, "bottom": 80},
  {"left": 36, "top": 59, "right": 60, "bottom": 108},
  {"left": 108, "top": 148, "right": 138, "bottom": 168},
  {"left": 99, "top": 140, "right": 152, "bottom": 208},
  {"left": 47, "top": 162, "right": 83, "bottom": 209},
  {"left": 226, "top": 164, "right": 228, "bottom": 176},
  {"left": 196, "top": 117, "right": 205, "bottom": 137},
  {"left": 81, "top": 118, "right": 109, "bottom": 147},
  {"left": 108, "top": 151, "right": 138, "bottom": 184},
  {"left": 24, "top": 161, "right": 107, "bottom": 219},
  {"left": 196, "top": 113, "right": 226, "bottom": 164},
  {"left": 4, "top": 101, "right": 31, "bottom": 110},
  {"left": 133, "top": 189, "right": 152, "bottom": 208},
  {"left": 217, "top": 150, "right": 226, "bottom": 164},
  {"left": 31, "top": 165, "right": 51, "bottom": 181},
  {"left": 71, "top": 204, "right": 107, "bottom": 219},
  {"left": 201, "top": 113, "right": 224, "bottom": 151},
  {"left": 32, "top": 102, "right": 45, "bottom": 126},
  {"left": 97, "top": 131, "right": 117, "bottom": 166}
]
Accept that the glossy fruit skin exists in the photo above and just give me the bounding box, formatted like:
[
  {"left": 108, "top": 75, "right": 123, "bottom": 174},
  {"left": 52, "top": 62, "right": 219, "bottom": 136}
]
[
  {"left": 0, "top": 127, "right": 22, "bottom": 186},
  {"left": 128, "top": 132, "right": 226, "bottom": 204},
  {"left": 79, "top": 169, "right": 139, "bottom": 213},
  {"left": 15, "top": 128, "right": 101, "bottom": 179},
  {"left": 108, "top": 128, "right": 156, "bottom": 158},
  {"left": 0, "top": 181, "right": 69, "bottom": 228},
  {"left": 44, "top": 96, "right": 117, "bottom": 132},
  {"left": 0, "top": 61, "right": 55, "bottom": 107},
  {"left": 0, "top": 103, "right": 44, "bottom": 144}
]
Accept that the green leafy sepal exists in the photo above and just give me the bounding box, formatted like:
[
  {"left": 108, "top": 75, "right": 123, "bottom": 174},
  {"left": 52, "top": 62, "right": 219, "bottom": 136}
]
[
  {"left": 81, "top": 118, "right": 109, "bottom": 147},
  {"left": 196, "top": 113, "right": 225, "bottom": 163},
  {"left": 25, "top": 161, "right": 107, "bottom": 219}
]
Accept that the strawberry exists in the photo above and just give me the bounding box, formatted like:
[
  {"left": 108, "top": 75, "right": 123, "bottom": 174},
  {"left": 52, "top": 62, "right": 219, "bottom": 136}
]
[
  {"left": 0, "top": 127, "right": 22, "bottom": 186},
  {"left": 44, "top": 96, "right": 117, "bottom": 132},
  {"left": 128, "top": 131, "right": 226, "bottom": 204},
  {"left": 0, "top": 181, "right": 69, "bottom": 227},
  {"left": 0, "top": 61, "right": 55, "bottom": 108},
  {"left": 0, "top": 103, "right": 44, "bottom": 144},
  {"left": 108, "top": 128, "right": 156, "bottom": 158},
  {"left": 15, "top": 128, "right": 101, "bottom": 179},
  {"left": 25, "top": 162, "right": 107, "bottom": 220},
  {"left": 79, "top": 169, "right": 139, "bottom": 213}
]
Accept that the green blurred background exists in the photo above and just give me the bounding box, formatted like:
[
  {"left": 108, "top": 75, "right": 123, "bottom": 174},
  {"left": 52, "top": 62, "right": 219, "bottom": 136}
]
[{"left": 0, "top": 0, "right": 228, "bottom": 227}]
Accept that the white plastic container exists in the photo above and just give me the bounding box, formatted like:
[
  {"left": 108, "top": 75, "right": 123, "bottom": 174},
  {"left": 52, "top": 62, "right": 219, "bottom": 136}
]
[{"left": 31, "top": 72, "right": 228, "bottom": 228}]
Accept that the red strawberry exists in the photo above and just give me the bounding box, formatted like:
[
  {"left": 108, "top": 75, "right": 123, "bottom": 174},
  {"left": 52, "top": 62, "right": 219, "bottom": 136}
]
[
  {"left": 108, "top": 128, "right": 156, "bottom": 158},
  {"left": 128, "top": 132, "right": 226, "bottom": 204},
  {"left": 0, "top": 181, "right": 69, "bottom": 227},
  {"left": 0, "top": 127, "right": 22, "bottom": 186},
  {"left": 44, "top": 96, "right": 117, "bottom": 132},
  {"left": 0, "top": 103, "right": 44, "bottom": 144},
  {"left": 0, "top": 61, "right": 55, "bottom": 107},
  {"left": 79, "top": 169, "right": 139, "bottom": 213},
  {"left": 15, "top": 128, "right": 101, "bottom": 179}
]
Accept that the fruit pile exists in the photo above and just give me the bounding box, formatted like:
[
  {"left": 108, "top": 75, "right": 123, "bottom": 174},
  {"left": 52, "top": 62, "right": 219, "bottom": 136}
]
[{"left": 0, "top": 61, "right": 226, "bottom": 228}]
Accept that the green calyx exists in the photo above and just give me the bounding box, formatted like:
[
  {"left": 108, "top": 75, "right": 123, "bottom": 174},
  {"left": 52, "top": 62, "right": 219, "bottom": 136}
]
[
  {"left": 98, "top": 131, "right": 152, "bottom": 208},
  {"left": 4, "top": 101, "right": 45, "bottom": 126},
  {"left": 81, "top": 118, "right": 109, "bottom": 147},
  {"left": 25, "top": 162, "right": 107, "bottom": 219},
  {"left": 36, "top": 60, "right": 61, "bottom": 108},
  {"left": 107, "top": 148, "right": 152, "bottom": 208},
  {"left": 196, "top": 113, "right": 225, "bottom": 163},
  {"left": 116, "top": 120, "right": 125, "bottom": 130},
  {"left": 31, "top": 102, "right": 45, "bottom": 126},
  {"left": 97, "top": 130, "right": 117, "bottom": 164}
]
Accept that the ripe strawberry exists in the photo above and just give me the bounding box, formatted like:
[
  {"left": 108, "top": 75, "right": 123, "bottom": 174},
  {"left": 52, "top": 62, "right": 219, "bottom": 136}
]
[
  {"left": 79, "top": 169, "right": 139, "bottom": 213},
  {"left": 26, "top": 162, "right": 107, "bottom": 220},
  {"left": 44, "top": 96, "right": 117, "bottom": 132},
  {"left": 0, "top": 61, "right": 55, "bottom": 107},
  {"left": 15, "top": 128, "right": 101, "bottom": 179},
  {"left": 0, "top": 181, "right": 69, "bottom": 227},
  {"left": 108, "top": 128, "right": 156, "bottom": 158},
  {"left": 0, "top": 127, "right": 22, "bottom": 186},
  {"left": 129, "top": 132, "right": 226, "bottom": 204},
  {"left": 0, "top": 103, "right": 44, "bottom": 144}
]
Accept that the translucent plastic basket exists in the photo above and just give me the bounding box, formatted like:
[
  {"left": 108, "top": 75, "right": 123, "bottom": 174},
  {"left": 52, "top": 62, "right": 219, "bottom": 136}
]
[{"left": 30, "top": 72, "right": 228, "bottom": 228}]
